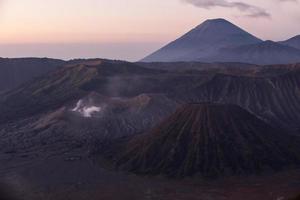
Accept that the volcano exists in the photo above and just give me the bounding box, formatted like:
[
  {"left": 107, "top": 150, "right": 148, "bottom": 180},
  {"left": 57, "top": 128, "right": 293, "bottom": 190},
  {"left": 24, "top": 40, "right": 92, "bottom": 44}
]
[
  {"left": 141, "top": 19, "right": 300, "bottom": 64},
  {"left": 114, "top": 103, "right": 300, "bottom": 177},
  {"left": 141, "top": 18, "right": 262, "bottom": 62}
]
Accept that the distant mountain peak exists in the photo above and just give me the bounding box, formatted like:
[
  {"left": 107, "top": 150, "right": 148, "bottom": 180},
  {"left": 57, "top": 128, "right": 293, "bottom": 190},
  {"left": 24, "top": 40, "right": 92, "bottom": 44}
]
[
  {"left": 141, "top": 18, "right": 300, "bottom": 64},
  {"left": 281, "top": 35, "right": 300, "bottom": 50},
  {"left": 288, "top": 35, "right": 300, "bottom": 40},
  {"left": 141, "top": 19, "right": 261, "bottom": 62},
  {"left": 199, "top": 18, "right": 231, "bottom": 25},
  {"left": 192, "top": 18, "right": 245, "bottom": 34},
  {"left": 199, "top": 18, "right": 233, "bottom": 26},
  {"left": 205, "top": 18, "right": 228, "bottom": 22}
]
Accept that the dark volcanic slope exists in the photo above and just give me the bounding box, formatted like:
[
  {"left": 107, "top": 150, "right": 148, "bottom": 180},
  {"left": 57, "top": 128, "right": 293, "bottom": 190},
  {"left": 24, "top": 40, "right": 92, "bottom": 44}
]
[
  {"left": 213, "top": 41, "right": 300, "bottom": 65},
  {"left": 141, "top": 18, "right": 300, "bottom": 64},
  {"left": 0, "top": 92, "right": 178, "bottom": 156},
  {"left": 1, "top": 60, "right": 300, "bottom": 131},
  {"left": 0, "top": 60, "right": 164, "bottom": 124},
  {"left": 115, "top": 104, "right": 300, "bottom": 177},
  {"left": 281, "top": 35, "right": 300, "bottom": 50},
  {"left": 0, "top": 58, "right": 64, "bottom": 92},
  {"left": 183, "top": 70, "right": 300, "bottom": 130},
  {"left": 141, "top": 18, "right": 261, "bottom": 62}
]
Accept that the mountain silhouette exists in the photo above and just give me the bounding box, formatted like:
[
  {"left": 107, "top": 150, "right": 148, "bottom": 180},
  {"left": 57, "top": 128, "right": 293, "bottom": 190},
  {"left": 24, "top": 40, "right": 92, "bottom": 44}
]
[
  {"left": 141, "top": 18, "right": 261, "bottom": 62},
  {"left": 141, "top": 19, "right": 300, "bottom": 64},
  {"left": 280, "top": 35, "right": 300, "bottom": 50}
]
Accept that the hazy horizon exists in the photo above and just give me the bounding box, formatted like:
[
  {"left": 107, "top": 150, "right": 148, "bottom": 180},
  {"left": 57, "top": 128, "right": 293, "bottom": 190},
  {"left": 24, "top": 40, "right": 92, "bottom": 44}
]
[
  {"left": 0, "top": 0, "right": 299, "bottom": 61},
  {"left": 0, "top": 42, "right": 164, "bottom": 61}
]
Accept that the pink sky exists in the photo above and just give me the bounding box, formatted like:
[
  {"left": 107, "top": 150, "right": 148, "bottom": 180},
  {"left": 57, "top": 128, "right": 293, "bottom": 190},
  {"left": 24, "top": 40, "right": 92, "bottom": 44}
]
[{"left": 0, "top": 0, "right": 299, "bottom": 61}]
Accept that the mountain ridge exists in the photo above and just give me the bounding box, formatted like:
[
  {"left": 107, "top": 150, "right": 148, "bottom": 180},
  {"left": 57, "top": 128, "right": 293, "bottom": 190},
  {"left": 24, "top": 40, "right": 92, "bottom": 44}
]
[
  {"left": 210, "top": 40, "right": 300, "bottom": 65},
  {"left": 141, "top": 19, "right": 300, "bottom": 64},
  {"left": 141, "top": 18, "right": 262, "bottom": 62},
  {"left": 0, "top": 58, "right": 64, "bottom": 92},
  {"left": 280, "top": 35, "right": 300, "bottom": 50}
]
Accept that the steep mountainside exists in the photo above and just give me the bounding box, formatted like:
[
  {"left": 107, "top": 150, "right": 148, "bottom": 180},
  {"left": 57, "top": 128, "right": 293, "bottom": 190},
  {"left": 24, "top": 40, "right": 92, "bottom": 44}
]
[
  {"left": 281, "top": 35, "right": 300, "bottom": 50},
  {"left": 141, "top": 18, "right": 261, "bottom": 62},
  {"left": 180, "top": 70, "right": 300, "bottom": 130},
  {"left": 113, "top": 104, "right": 300, "bottom": 177},
  {"left": 141, "top": 19, "right": 300, "bottom": 64},
  {"left": 0, "top": 60, "right": 165, "bottom": 124},
  {"left": 1, "top": 60, "right": 300, "bottom": 131},
  {"left": 0, "top": 58, "right": 64, "bottom": 92},
  {"left": 212, "top": 41, "right": 300, "bottom": 65}
]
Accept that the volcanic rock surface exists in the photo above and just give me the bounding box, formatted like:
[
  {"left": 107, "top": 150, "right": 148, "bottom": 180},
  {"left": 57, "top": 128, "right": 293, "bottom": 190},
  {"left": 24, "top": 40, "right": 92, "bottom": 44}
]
[
  {"left": 1, "top": 60, "right": 300, "bottom": 131},
  {"left": 1, "top": 59, "right": 300, "bottom": 199},
  {"left": 115, "top": 103, "right": 300, "bottom": 177}
]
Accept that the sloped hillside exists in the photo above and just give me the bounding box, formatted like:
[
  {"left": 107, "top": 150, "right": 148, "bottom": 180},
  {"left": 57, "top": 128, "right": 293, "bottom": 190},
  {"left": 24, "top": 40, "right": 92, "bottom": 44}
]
[{"left": 115, "top": 104, "right": 300, "bottom": 177}]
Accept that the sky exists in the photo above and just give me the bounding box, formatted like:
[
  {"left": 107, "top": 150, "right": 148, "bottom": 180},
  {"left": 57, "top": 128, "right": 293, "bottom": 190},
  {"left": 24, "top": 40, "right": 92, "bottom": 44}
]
[{"left": 0, "top": 0, "right": 299, "bottom": 61}]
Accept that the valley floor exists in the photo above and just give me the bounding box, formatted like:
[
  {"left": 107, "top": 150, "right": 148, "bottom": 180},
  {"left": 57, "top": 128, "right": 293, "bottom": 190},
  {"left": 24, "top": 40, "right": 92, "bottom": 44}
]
[{"left": 1, "top": 148, "right": 299, "bottom": 200}]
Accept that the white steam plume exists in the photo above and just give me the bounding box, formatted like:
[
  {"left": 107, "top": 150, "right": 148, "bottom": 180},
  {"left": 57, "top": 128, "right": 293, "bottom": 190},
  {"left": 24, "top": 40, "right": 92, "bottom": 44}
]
[{"left": 71, "top": 100, "right": 102, "bottom": 118}]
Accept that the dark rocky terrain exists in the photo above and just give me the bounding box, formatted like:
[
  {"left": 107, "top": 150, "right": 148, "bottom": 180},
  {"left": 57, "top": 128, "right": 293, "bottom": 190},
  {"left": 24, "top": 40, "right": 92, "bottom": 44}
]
[
  {"left": 111, "top": 103, "right": 300, "bottom": 177},
  {"left": 0, "top": 58, "right": 64, "bottom": 92},
  {"left": 290, "top": 194, "right": 300, "bottom": 200},
  {"left": 0, "top": 59, "right": 300, "bottom": 199},
  {"left": 1, "top": 60, "right": 300, "bottom": 131}
]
